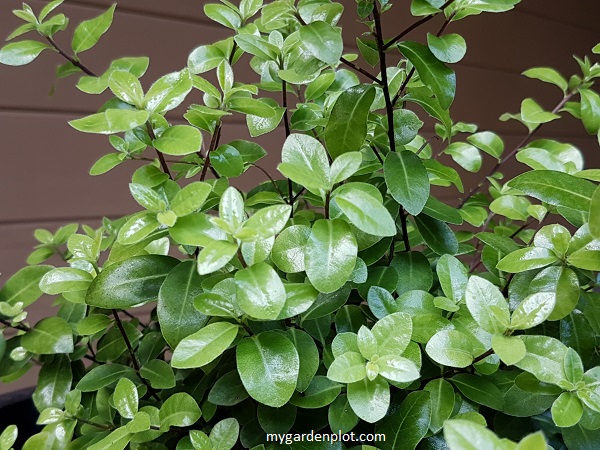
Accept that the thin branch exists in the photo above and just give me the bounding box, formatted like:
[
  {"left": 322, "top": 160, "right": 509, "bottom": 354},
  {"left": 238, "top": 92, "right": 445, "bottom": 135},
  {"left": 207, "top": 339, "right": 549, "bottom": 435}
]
[
  {"left": 421, "top": 348, "right": 494, "bottom": 383},
  {"left": 249, "top": 163, "right": 285, "bottom": 198},
  {"left": 340, "top": 57, "right": 382, "bottom": 84},
  {"left": 370, "top": 144, "right": 385, "bottom": 164},
  {"left": 45, "top": 37, "right": 97, "bottom": 77},
  {"left": 111, "top": 309, "right": 160, "bottom": 402},
  {"left": 282, "top": 79, "right": 295, "bottom": 213},
  {"left": 459, "top": 91, "right": 576, "bottom": 207},
  {"left": 200, "top": 123, "right": 222, "bottom": 181},
  {"left": 0, "top": 318, "right": 30, "bottom": 332},
  {"left": 121, "top": 309, "right": 148, "bottom": 328},
  {"left": 383, "top": 0, "right": 457, "bottom": 50},
  {"left": 146, "top": 122, "right": 172, "bottom": 178}
]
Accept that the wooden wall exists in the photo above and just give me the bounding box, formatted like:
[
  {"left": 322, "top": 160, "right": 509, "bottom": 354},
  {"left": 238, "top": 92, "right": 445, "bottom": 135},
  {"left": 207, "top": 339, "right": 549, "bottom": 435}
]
[{"left": 0, "top": 0, "right": 598, "bottom": 392}]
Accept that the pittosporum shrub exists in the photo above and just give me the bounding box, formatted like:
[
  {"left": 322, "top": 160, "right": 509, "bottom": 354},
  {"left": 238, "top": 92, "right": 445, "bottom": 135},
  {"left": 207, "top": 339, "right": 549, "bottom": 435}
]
[{"left": 0, "top": 0, "right": 599, "bottom": 449}]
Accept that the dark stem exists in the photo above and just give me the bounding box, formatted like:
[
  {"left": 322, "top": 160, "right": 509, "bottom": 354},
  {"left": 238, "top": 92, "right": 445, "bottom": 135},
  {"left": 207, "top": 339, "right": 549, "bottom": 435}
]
[
  {"left": 382, "top": 0, "right": 457, "bottom": 50},
  {"left": 459, "top": 91, "right": 576, "bottom": 207},
  {"left": 281, "top": 79, "right": 295, "bottom": 214},
  {"left": 292, "top": 188, "right": 306, "bottom": 204},
  {"left": 146, "top": 122, "right": 172, "bottom": 178},
  {"left": 340, "top": 57, "right": 382, "bottom": 84},
  {"left": 421, "top": 348, "right": 494, "bottom": 383},
  {"left": 237, "top": 247, "right": 248, "bottom": 269},
  {"left": 45, "top": 36, "right": 97, "bottom": 77},
  {"left": 200, "top": 123, "right": 222, "bottom": 181},
  {"left": 0, "top": 318, "right": 30, "bottom": 332},
  {"left": 373, "top": 2, "right": 395, "bottom": 154},
  {"left": 370, "top": 144, "right": 385, "bottom": 164},
  {"left": 399, "top": 207, "right": 411, "bottom": 252},
  {"left": 121, "top": 309, "right": 148, "bottom": 328},
  {"left": 111, "top": 309, "right": 160, "bottom": 402},
  {"left": 324, "top": 191, "right": 331, "bottom": 219},
  {"left": 249, "top": 163, "right": 285, "bottom": 198},
  {"left": 72, "top": 416, "right": 114, "bottom": 431}
]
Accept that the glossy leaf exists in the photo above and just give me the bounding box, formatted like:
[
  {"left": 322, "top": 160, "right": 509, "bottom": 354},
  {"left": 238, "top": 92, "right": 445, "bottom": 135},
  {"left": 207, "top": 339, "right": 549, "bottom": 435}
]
[
  {"left": 427, "top": 32, "right": 466, "bottom": 63},
  {"left": 159, "top": 392, "right": 201, "bottom": 431},
  {"left": 278, "top": 134, "right": 329, "bottom": 192},
  {"left": 333, "top": 187, "right": 396, "bottom": 237},
  {"left": 196, "top": 240, "right": 238, "bottom": 275},
  {"left": 72, "top": 5, "right": 116, "bottom": 53},
  {"left": 384, "top": 151, "right": 430, "bottom": 216},
  {"left": 69, "top": 109, "right": 149, "bottom": 134},
  {"left": 235, "top": 262, "right": 286, "bottom": 320},
  {"left": 21, "top": 317, "right": 74, "bottom": 355},
  {"left": 171, "top": 322, "right": 239, "bottom": 369},
  {"left": 465, "top": 276, "right": 510, "bottom": 334},
  {"left": 376, "top": 391, "right": 431, "bottom": 450},
  {"left": 414, "top": 214, "right": 459, "bottom": 255},
  {"left": 153, "top": 125, "right": 202, "bottom": 156},
  {"left": 114, "top": 378, "right": 138, "bottom": 419},
  {"left": 0, "top": 40, "right": 50, "bottom": 66},
  {"left": 0, "top": 265, "right": 52, "bottom": 307},
  {"left": 347, "top": 377, "right": 390, "bottom": 423},
  {"left": 299, "top": 21, "right": 343, "bottom": 65}
]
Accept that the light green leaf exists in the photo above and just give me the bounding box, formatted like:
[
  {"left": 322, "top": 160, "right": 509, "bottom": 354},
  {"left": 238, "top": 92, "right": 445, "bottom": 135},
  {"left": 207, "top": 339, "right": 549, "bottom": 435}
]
[
  {"left": 347, "top": 377, "right": 390, "bottom": 423},
  {"left": 552, "top": 392, "right": 583, "bottom": 427},
  {"left": 210, "top": 144, "right": 244, "bottom": 178},
  {"left": 0, "top": 425, "right": 18, "bottom": 450},
  {"left": 372, "top": 312, "right": 412, "bottom": 356},
  {"left": 327, "top": 352, "right": 366, "bottom": 383},
  {"left": 157, "top": 261, "right": 208, "bottom": 348},
  {"left": 170, "top": 182, "right": 211, "bottom": 217},
  {"left": 153, "top": 125, "right": 202, "bottom": 156},
  {"left": 235, "top": 205, "right": 292, "bottom": 242},
  {"left": 496, "top": 247, "right": 558, "bottom": 273},
  {"left": 234, "top": 34, "right": 278, "bottom": 60},
  {"left": 228, "top": 97, "right": 276, "bottom": 118},
  {"left": 491, "top": 335, "right": 526, "bottom": 365},
  {"left": 324, "top": 85, "right": 375, "bottom": 159},
  {"left": 444, "top": 419, "right": 504, "bottom": 450},
  {"left": 278, "top": 134, "right": 330, "bottom": 192},
  {"left": 140, "top": 359, "right": 175, "bottom": 389},
  {"left": 333, "top": 187, "right": 396, "bottom": 237},
  {"left": 188, "top": 44, "right": 226, "bottom": 74},
  {"left": 159, "top": 392, "right": 201, "bottom": 431},
  {"left": 465, "top": 276, "right": 510, "bottom": 334},
  {"left": 367, "top": 286, "right": 399, "bottom": 319},
  {"left": 196, "top": 240, "right": 238, "bottom": 275},
  {"left": 209, "top": 418, "right": 239, "bottom": 450},
  {"left": 580, "top": 88, "right": 600, "bottom": 135},
  {"left": 304, "top": 219, "right": 358, "bottom": 293},
  {"left": 425, "top": 329, "right": 474, "bottom": 368},
  {"left": 0, "top": 265, "right": 52, "bottom": 307},
  {"left": 171, "top": 322, "right": 239, "bottom": 369},
  {"left": 299, "top": 21, "right": 343, "bottom": 65},
  {"left": 511, "top": 292, "right": 556, "bottom": 330},
  {"left": 0, "top": 40, "right": 50, "bottom": 66},
  {"left": 109, "top": 71, "right": 144, "bottom": 107},
  {"left": 444, "top": 142, "right": 482, "bottom": 172},
  {"left": 424, "top": 379, "right": 454, "bottom": 433},
  {"left": 72, "top": 4, "right": 116, "bottom": 53},
  {"left": 522, "top": 67, "right": 568, "bottom": 92},
  {"left": 76, "top": 364, "right": 136, "bottom": 391},
  {"left": 235, "top": 262, "right": 286, "bottom": 320},
  {"left": 144, "top": 69, "right": 193, "bottom": 114},
  {"left": 436, "top": 254, "right": 468, "bottom": 303},
  {"left": 236, "top": 331, "right": 299, "bottom": 407},
  {"left": 384, "top": 151, "right": 430, "bottom": 216},
  {"left": 330, "top": 152, "right": 362, "bottom": 186},
  {"left": 204, "top": 3, "right": 241, "bottom": 29},
  {"left": 271, "top": 225, "right": 311, "bottom": 273},
  {"left": 427, "top": 32, "right": 466, "bottom": 63},
  {"left": 69, "top": 109, "right": 149, "bottom": 134},
  {"left": 114, "top": 378, "right": 138, "bottom": 419},
  {"left": 86, "top": 255, "right": 179, "bottom": 308},
  {"left": 377, "top": 355, "right": 420, "bottom": 383},
  {"left": 398, "top": 41, "right": 456, "bottom": 109},
  {"left": 515, "top": 335, "right": 568, "bottom": 385},
  {"left": 467, "top": 131, "right": 504, "bottom": 159},
  {"left": 21, "top": 317, "right": 74, "bottom": 355}
]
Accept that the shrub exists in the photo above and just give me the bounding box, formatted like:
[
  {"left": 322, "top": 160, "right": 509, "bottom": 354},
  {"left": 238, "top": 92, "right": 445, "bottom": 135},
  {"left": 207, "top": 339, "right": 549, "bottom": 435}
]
[{"left": 0, "top": 0, "right": 599, "bottom": 449}]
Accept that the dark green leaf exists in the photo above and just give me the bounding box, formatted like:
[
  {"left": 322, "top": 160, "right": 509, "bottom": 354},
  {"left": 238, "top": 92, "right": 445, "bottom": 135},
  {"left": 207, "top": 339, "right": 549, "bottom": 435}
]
[{"left": 384, "top": 151, "right": 430, "bottom": 215}]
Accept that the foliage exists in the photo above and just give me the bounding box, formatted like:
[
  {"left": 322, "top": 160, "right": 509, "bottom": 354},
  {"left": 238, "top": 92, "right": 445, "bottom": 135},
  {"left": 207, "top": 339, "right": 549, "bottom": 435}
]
[{"left": 1, "top": 0, "right": 600, "bottom": 449}]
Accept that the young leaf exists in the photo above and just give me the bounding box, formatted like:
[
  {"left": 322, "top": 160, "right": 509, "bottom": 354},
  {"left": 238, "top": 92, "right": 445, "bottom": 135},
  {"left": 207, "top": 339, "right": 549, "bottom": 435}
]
[
  {"left": 72, "top": 4, "right": 116, "bottom": 53},
  {"left": 465, "top": 276, "right": 510, "bottom": 334},
  {"left": 144, "top": 70, "right": 193, "bottom": 114},
  {"left": 347, "top": 377, "right": 390, "bottom": 423},
  {"left": 552, "top": 392, "right": 583, "bottom": 427},
  {"left": 114, "top": 378, "right": 139, "bottom": 419},
  {"left": 171, "top": 322, "right": 239, "bottom": 369},
  {"left": 0, "top": 40, "right": 51, "bottom": 66},
  {"left": 196, "top": 240, "right": 238, "bottom": 275},
  {"left": 278, "top": 134, "right": 330, "bottom": 192},
  {"left": 69, "top": 109, "right": 150, "bottom": 134}
]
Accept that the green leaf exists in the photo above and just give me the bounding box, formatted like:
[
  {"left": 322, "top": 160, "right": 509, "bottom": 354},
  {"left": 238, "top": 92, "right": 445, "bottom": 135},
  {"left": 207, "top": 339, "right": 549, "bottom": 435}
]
[
  {"left": 333, "top": 188, "right": 396, "bottom": 237},
  {"left": 384, "top": 151, "right": 430, "bottom": 216},
  {"left": 436, "top": 254, "right": 468, "bottom": 303},
  {"left": 515, "top": 335, "right": 568, "bottom": 385},
  {"left": 140, "top": 359, "right": 175, "bottom": 389},
  {"left": 228, "top": 97, "right": 276, "bottom": 118},
  {"left": 40, "top": 0, "right": 65, "bottom": 21},
  {"left": 0, "top": 265, "right": 52, "bottom": 307},
  {"left": 86, "top": 255, "right": 179, "bottom": 308},
  {"left": 246, "top": 101, "right": 285, "bottom": 137},
  {"left": 234, "top": 34, "right": 278, "bottom": 60},
  {"left": 427, "top": 33, "right": 466, "bottom": 63},
  {"left": 210, "top": 144, "right": 244, "bottom": 178},
  {"left": 188, "top": 44, "right": 226, "bottom": 74},
  {"left": 347, "top": 377, "right": 390, "bottom": 423},
  {"left": 327, "top": 352, "right": 367, "bottom": 383},
  {"left": 286, "top": 328, "right": 319, "bottom": 392},
  {"left": 299, "top": 21, "right": 343, "bottom": 65},
  {"left": 372, "top": 312, "right": 413, "bottom": 356},
  {"left": 589, "top": 186, "right": 600, "bottom": 239},
  {"left": 376, "top": 391, "right": 431, "bottom": 450},
  {"left": 171, "top": 182, "right": 211, "bottom": 217},
  {"left": 204, "top": 3, "right": 241, "bottom": 29},
  {"left": 367, "top": 286, "right": 399, "bottom": 319},
  {"left": 328, "top": 394, "right": 359, "bottom": 434},
  {"left": 209, "top": 418, "right": 239, "bottom": 450},
  {"left": 90, "top": 153, "right": 122, "bottom": 175},
  {"left": 451, "top": 374, "right": 504, "bottom": 410},
  {"left": 271, "top": 225, "right": 311, "bottom": 273},
  {"left": 491, "top": 335, "right": 526, "bottom": 365},
  {"left": 511, "top": 292, "right": 556, "bottom": 330},
  {"left": 87, "top": 426, "right": 131, "bottom": 450},
  {"left": 114, "top": 378, "right": 138, "bottom": 419},
  {"left": 144, "top": 69, "right": 193, "bottom": 114},
  {"left": 290, "top": 376, "right": 342, "bottom": 408},
  {"left": 76, "top": 364, "right": 136, "bottom": 391},
  {"left": 71, "top": 108, "right": 150, "bottom": 135},
  {"left": 425, "top": 329, "right": 474, "bottom": 368},
  {"left": 153, "top": 125, "right": 202, "bottom": 156},
  {"left": 32, "top": 354, "right": 72, "bottom": 411},
  {"left": 424, "top": 379, "right": 454, "bottom": 433},
  {"left": 157, "top": 261, "right": 208, "bottom": 348},
  {"left": 444, "top": 420, "right": 504, "bottom": 450},
  {"left": 508, "top": 170, "right": 597, "bottom": 212},
  {"left": 414, "top": 214, "right": 458, "bottom": 255},
  {"left": 159, "top": 392, "right": 201, "bottom": 431},
  {"left": 171, "top": 322, "right": 239, "bottom": 369},
  {"left": 552, "top": 392, "right": 583, "bottom": 427},
  {"left": 236, "top": 331, "right": 300, "bottom": 407},
  {"left": 329, "top": 152, "right": 363, "bottom": 186},
  {"left": 465, "top": 276, "right": 510, "bottom": 334},
  {"left": 72, "top": 4, "right": 116, "bottom": 53},
  {"left": 467, "top": 131, "right": 504, "bottom": 159},
  {"left": 580, "top": 88, "right": 600, "bottom": 135},
  {"left": 235, "top": 262, "right": 286, "bottom": 320},
  {"left": 392, "top": 109, "right": 424, "bottom": 146},
  {"left": 117, "top": 212, "right": 160, "bottom": 245},
  {"left": 304, "top": 219, "right": 358, "bottom": 293},
  {"left": 196, "top": 240, "right": 238, "bottom": 275},
  {"left": 522, "top": 67, "right": 568, "bottom": 92},
  {"left": 444, "top": 142, "right": 482, "bottom": 172},
  {"left": 324, "top": 85, "right": 375, "bottom": 159},
  {"left": 277, "top": 283, "right": 319, "bottom": 319},
  {"left": 0, "top": 425, "right": 18, "bottom": 450},
  {"left": 108, "top": 71, "right": 144, "bottom": 107},
  {"left": 21, "top": 317, "right": 74, "bottom": 354},
  {"left": 0, "top": 40, "right": 50, "bottom": 66},
  {"left": 496, "top": 247, "right": 558, "bottom": 273},
  {"left": 235, "top": 205, "right": 292, "bottom": 242},
  {"left": 398, "top": 41, "right": 456, "bottom": 109},
  {"left": 278, "top": 134, "right": 329, "bottom": 192},
  {"left": 377, "top": 355, "right": 420, "bottom": 383}
]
